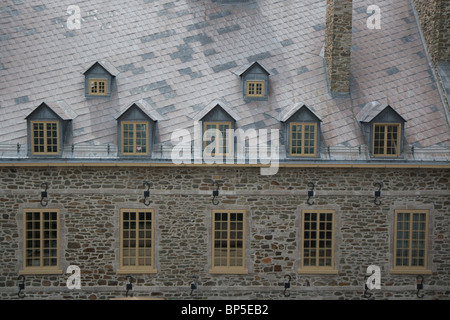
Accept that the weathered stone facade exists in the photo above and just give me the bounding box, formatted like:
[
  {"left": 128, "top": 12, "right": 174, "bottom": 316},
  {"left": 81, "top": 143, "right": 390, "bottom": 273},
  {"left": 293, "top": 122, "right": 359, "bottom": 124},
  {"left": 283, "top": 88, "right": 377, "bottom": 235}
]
[
  {"left": 413, "top": 0, "right": 450, "bottom": 112},
  {"left": 325, "top": 0, "right": 353, "bottom": 94},
  {"left": 1, "top": 166, "right": 448, "bottom": 300},
  {"left": 413, "top": 0, "right": 450, "bottom": 64}
]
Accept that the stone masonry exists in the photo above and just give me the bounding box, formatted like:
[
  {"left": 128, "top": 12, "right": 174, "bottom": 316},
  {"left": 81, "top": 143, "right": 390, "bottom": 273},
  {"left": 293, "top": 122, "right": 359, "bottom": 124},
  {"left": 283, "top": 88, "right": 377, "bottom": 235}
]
[
  {"left": 413, "top": 0, "right": 450, "bottom": 64},
  {"left": 324, "top": 0, "right": 353, "bottom": 94},
  {"left": 0, "top": 166, "right": 449, "bottom": 300},
  {"left": 413, "top": 0, "right": 450, "bottom": 113}
]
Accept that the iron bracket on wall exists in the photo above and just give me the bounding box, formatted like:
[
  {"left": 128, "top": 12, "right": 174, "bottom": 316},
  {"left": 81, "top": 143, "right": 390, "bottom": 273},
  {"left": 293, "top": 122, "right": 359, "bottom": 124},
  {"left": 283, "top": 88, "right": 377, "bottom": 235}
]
[
  {"left": 373, "top": 182, "right": 382, "bottom": 206},
  {"left": 416, "top": 275, "right": 424, "bottom": 298},
  {"left": 363, "top": 274, "right": 373, "bottom": 299},
  {"left": 125, "top": 275, "right": 134, "bottom": 297},
  {"left": 284, "top": 275, "right": 291, "bottom": 297},
  {"left": 190, "top": 275, "right": 198, "bottom": 297},
  {"left": 143, "top": 181, "right": 151, "bottom": 206},
  {"left": 18, "top": 275, "right": 25, "bottom": 298},
  {"left": 307, "top": 182, "right": 315, "bottom": 205},
  {"left": 40, "top": 183, "right": 49, "bottom": 207},
  {"left": 212, "top": 182, "right": 220, "bottom": 205}
]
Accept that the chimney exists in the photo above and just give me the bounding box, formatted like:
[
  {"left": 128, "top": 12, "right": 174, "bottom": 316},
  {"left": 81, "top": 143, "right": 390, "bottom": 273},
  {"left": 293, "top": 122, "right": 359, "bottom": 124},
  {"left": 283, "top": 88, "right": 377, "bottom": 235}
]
[
  {"left": 437, "top": 0, "right": 449, "bottom": 61},
  {"left": 414, "top": 0, "right": 450, "bottom": 63},
  {"left": 324, "top": 0, "right": 353, "bottom": 94}
]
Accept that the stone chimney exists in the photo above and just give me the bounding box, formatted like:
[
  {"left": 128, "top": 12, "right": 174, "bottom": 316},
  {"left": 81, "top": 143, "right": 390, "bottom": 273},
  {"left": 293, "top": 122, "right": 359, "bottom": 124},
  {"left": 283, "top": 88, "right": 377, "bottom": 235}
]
[
  {"left": 324, "top": 0, "right": 353, "bottom": 94},
  {"left": 436, "top": 0, "right": 449, "bottom": 62},
  {"left": 414, "top": 0, "right": 450, "bottom": 63}
]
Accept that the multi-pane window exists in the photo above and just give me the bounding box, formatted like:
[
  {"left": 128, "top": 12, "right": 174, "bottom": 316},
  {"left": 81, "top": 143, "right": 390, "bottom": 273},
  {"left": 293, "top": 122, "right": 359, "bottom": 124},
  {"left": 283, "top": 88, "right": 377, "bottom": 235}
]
[
  {"left": 246, "top": 81, "right": 264, "bottom": 97},
  {"left": 211, "top": 210, "right": 246, "bottom": 274},
  {"left": 373, "top": 123, "right": 400, "bottom": 156},
  {"left": 203, "top": 122, "right": 231, "bottom": 156},
  {"left": 301, "top": 210, "right": 336, "bottom": 273},
  {"left": 121, "top": 122, "right": 148, "bottom": 155},
  {"left": 31, "top": 121, "right": 59, "bottom": 155},
  {"left": 119, "top": 209, "right": 156, "bottom": 273},
  {"left": 22, "top": 209, "right": 59, "bottom": 274},
  {"left": 393, "top": 210, "right": 428, "bottom": 272},
  {"left": 88, "top": 79, "right": 107, "bottom": 96},
  {"left": 290, "top": 123, "right": 317, "bottom": 156}
]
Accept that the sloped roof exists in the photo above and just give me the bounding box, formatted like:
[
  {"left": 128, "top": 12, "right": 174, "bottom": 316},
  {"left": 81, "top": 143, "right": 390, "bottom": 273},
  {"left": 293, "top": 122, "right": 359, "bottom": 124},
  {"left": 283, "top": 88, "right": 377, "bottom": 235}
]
[{"left": 0, "top": 0, "right": 449, "bottom": 163}]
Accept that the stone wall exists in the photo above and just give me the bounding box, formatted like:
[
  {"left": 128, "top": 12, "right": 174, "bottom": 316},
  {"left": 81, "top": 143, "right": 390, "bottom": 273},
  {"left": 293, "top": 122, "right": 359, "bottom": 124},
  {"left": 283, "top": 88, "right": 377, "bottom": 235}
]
[{"left": 0, "top": 166, "right": 449, "bottom": 300}]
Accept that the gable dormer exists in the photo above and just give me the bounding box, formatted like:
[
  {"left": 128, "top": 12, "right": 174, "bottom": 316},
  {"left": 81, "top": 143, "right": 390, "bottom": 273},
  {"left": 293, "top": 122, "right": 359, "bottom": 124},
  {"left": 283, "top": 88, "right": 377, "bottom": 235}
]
[
  {"left": 83, "top": 61, "right": 119, "bottom": 98},
  {"left": 114, "top": 100, "right": 163, "bottom": 157},
  {"left": 25, "top": 101, "right": 77, "bottom": 157},
  {"left": 279, "top": 104, "right": 322, "bottom": 158},
  {"left": 236, "top": 61, "right": 270, "bottom": 102},
  {"left": 194, "top": 100, "right": 240, "bottom": 156},
  {"left": 357, "top": 102, "right": 407, "bottom": 157}
]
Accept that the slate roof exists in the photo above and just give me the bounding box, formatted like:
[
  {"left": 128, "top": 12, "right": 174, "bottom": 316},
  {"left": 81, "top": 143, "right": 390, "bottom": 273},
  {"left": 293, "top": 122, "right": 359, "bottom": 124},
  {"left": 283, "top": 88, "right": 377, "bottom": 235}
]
[{"left": 0, "top": 0, "right": 449, "bottom": 163}]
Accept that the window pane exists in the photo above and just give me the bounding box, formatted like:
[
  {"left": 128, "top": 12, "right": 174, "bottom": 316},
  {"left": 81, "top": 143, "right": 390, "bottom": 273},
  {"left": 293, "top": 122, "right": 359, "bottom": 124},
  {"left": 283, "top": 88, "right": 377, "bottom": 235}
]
[
  {"left": 204, "top": 122, "right": 230, "bottom": 155},
  {"left": 291, "top": 124, "right": 316, "bottom": 155},
  {"left": 212, "top": 211, "right": 245, "bottom": 269},
  {"left": 256, "top": 83, "right": 262, "bottom": 95},
  {"left": 374, "top": 124, "right": 400, "bottom": 156},
  {"left": 24, "top": 210, "right": 58, "bottom": 269},
  {"left": 395, "top": 211, "right": 427, "bottom": 268},
  {"left": 99, "top": 81, "right": 105, "bottom": 93},
  {"left": 247, "top": 81, "right": 264, "bottom": 96},
  {"left": 121, "top": 210, "right": 153, "bottom": 269},
  {"left": 374, "top": 125, "right": 385, "bottom": 154},
  {"left": 248, "top": 82, "right": 255, "bottom": 95},
  {"left": 303, "top": 211, "right": 334, "bottom": 269}
]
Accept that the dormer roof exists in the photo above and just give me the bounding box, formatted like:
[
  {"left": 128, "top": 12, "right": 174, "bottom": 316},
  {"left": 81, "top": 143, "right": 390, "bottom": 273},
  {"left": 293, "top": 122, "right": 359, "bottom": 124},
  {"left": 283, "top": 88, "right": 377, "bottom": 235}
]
[
  {"left": 234, "top": 61, "right": 270, "bottom": 77},
  {"left": 114, "top": 100, "right": 164, "bottom": 122},
  {"left": 83, "top": 60, "right": 120, "bottom": 77},
  {"left": 25, "top": 101, "right": 77, "bottom": 121},
  {"left": 357, "top": 102, "right": 407, "bottom": 123},
  {"left": 193, "top": 99, "right": 241, "bottom": 122},
  {"left": 279, "top": 103, "right": 322, "bottom": 123}
]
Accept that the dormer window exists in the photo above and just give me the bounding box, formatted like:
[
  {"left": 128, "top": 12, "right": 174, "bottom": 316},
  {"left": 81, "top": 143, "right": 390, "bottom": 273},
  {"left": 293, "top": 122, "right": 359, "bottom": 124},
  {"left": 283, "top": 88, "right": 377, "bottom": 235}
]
[
  {"left": 203, "top": 121, "right": 232, "bottom": 156},
  {"left": 289, "top": 122, "right": 318, "bottom": 156},
  {"left": 122, "top": 121, "right": 148, "bottom": 155},
  {"left": 357, "top": 102, "right": 406, "bottom": 158},
  {"left": 88, "top": 79, "right": 107, "bottom": 96},
  {"left": 235, "top": 61, "right": 270, "bottom": 102},
  {"left": 246, "top": 80, "right": 265, "bottom": 97},
  {"left": 279, "top": 104, "right": 322, "bottom": 158},
  {"left": 25, "top": 101, "right": 77, "bottom": 157},
  {"left": 373, "top": 123, "right": 401, "bottom": 156},
  {"left": 193, "top": 100, "right": 240, "bottom": 158},
  {"left": 114, "top": 100, "right": 163, "bottom": 157},
  {"left": 83, "top": 61, "right": 119, "bottom": 98},
  {"left": 31, "top": 121, "right": 59, "bottom": 155}
]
